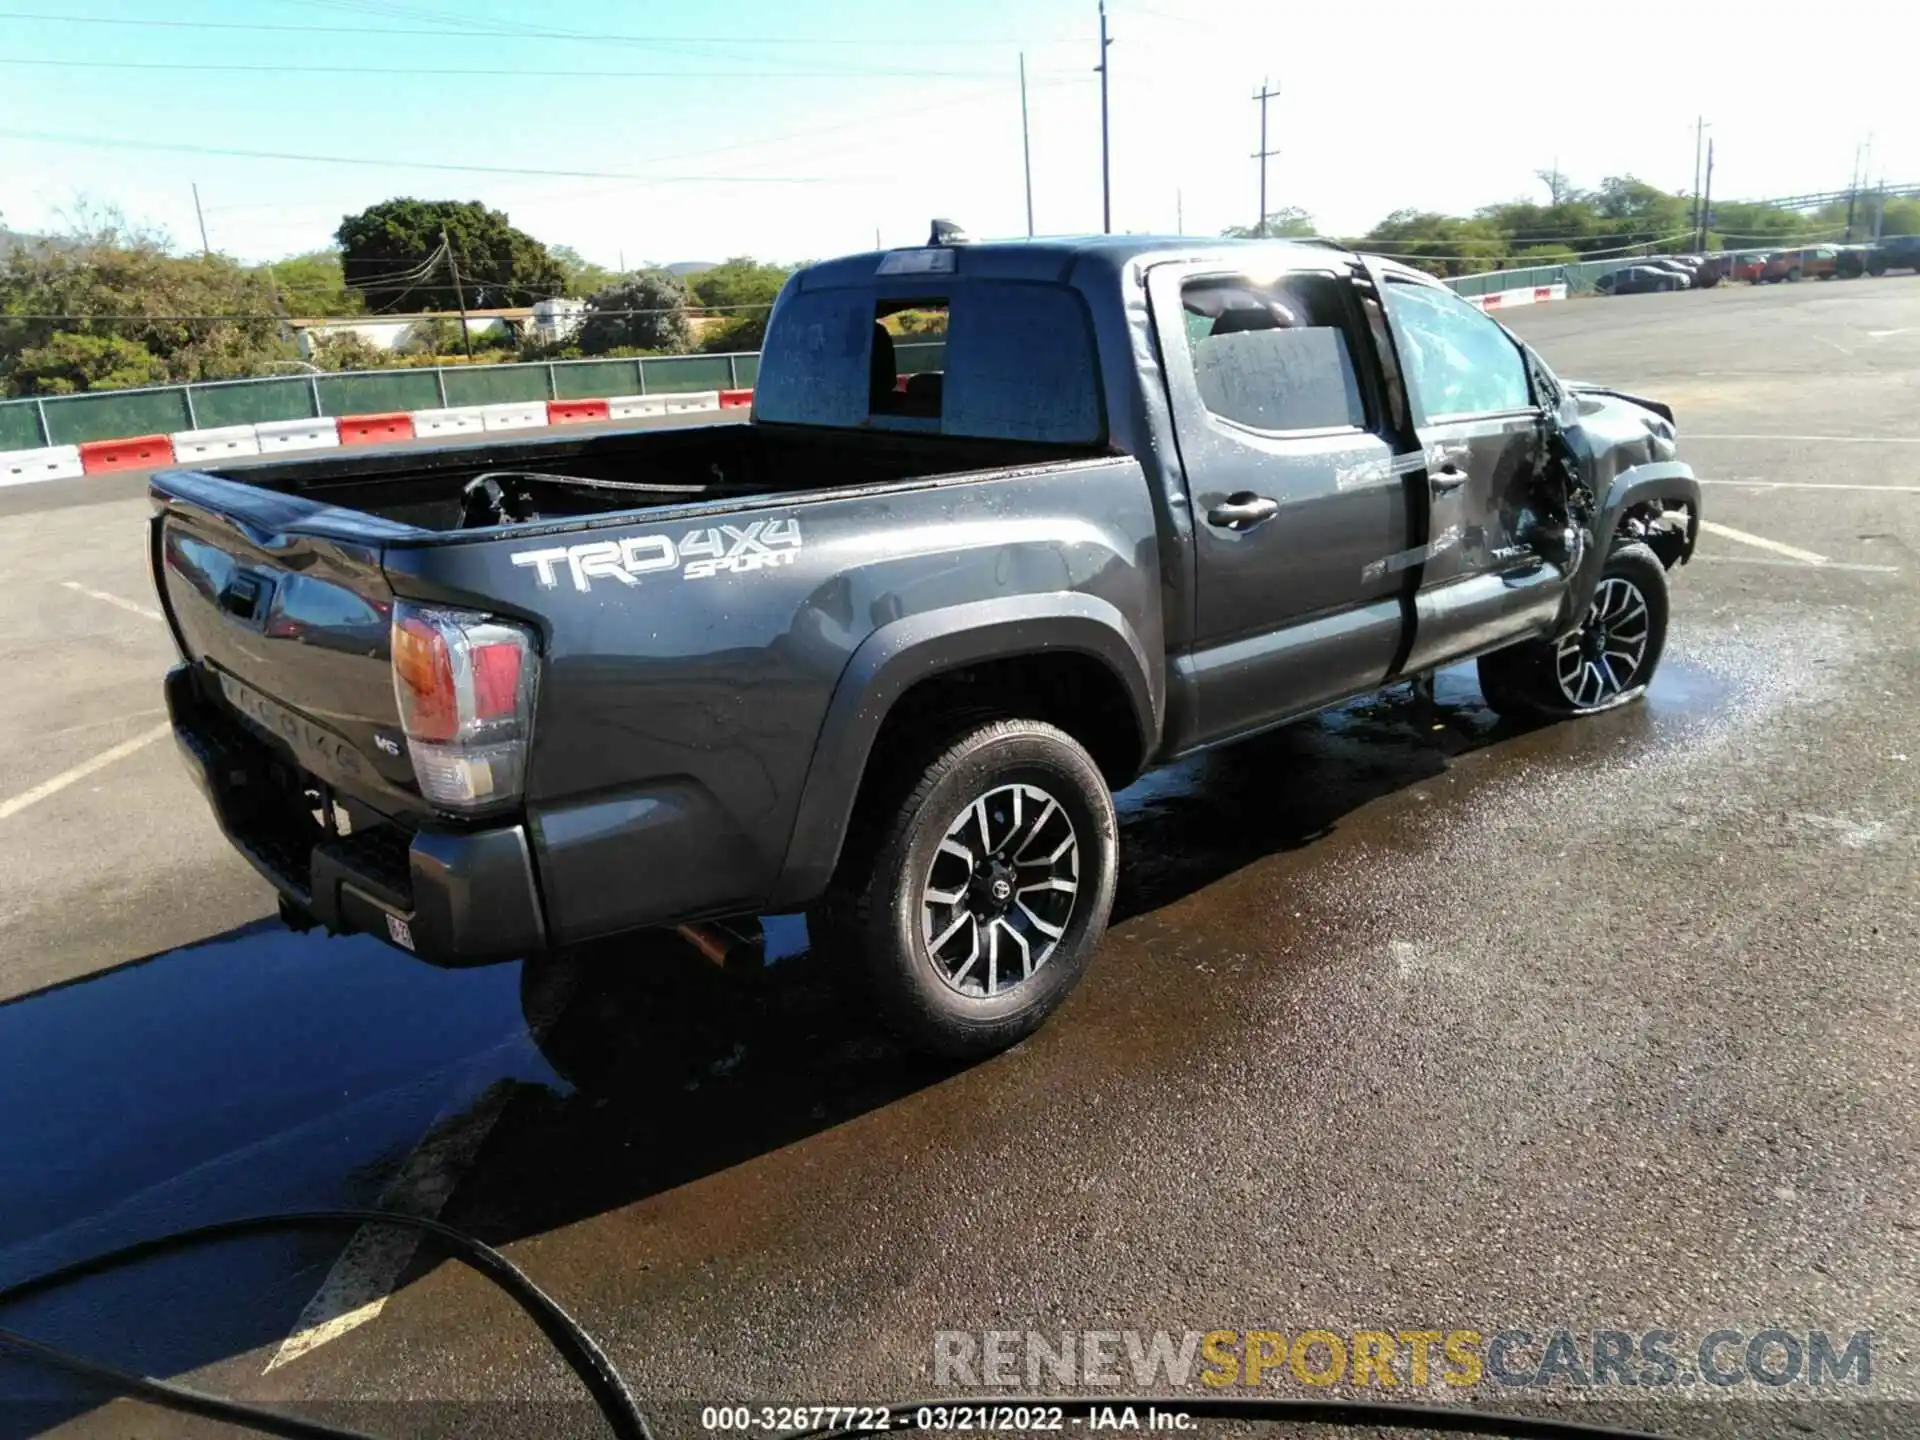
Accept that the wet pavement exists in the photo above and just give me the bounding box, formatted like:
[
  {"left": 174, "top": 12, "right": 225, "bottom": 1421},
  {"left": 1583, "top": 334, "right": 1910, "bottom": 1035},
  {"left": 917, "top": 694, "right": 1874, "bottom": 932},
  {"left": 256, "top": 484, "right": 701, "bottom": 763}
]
[{"left": 2, "top": 281, "right": 1918, "bottom": 1439}]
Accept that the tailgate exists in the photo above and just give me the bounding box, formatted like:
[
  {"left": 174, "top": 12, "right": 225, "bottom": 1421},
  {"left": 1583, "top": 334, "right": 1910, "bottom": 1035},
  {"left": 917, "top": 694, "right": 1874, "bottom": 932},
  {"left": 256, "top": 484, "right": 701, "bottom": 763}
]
[{"left": 151, "top": 476, "right": 423, "bottom": 818}]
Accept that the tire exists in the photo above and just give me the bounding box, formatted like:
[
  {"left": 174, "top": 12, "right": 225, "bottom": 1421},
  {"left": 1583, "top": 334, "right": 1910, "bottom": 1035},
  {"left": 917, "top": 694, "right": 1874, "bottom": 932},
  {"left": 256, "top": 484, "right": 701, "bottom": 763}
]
[
  {"left": 815, "top": 718, "right": 1118, "bottom": 1059},
  {"left": 1867, "top": 261, "right": 1888, "bottom": 277},
  {"left": 1787, "top": 267, "right": 1802, "bottom": 282},
  {"left": 1477, "top": 543, "right": 1669, "bottom": 721}
]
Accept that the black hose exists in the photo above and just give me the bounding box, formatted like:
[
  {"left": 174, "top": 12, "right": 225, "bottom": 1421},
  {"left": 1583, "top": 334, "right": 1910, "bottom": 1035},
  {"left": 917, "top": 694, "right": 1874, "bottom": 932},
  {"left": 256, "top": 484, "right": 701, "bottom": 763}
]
[
  {"left": 782, "top": 1397, "right": 1668, "bottom": 1440},
  {"left": 0, "top": 1209, "right": 651, "bottom": 1440},
  {"left": 0, "top": 1211, "right": 1674, "bottom": 1440}
]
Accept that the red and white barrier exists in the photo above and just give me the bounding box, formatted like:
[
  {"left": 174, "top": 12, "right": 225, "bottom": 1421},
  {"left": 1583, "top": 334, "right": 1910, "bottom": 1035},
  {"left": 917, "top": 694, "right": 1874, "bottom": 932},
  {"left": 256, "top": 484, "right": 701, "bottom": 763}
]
[
  {"left": 171, "top": 424, "right": 261, "bottom": 462},
  {"left": 2, "top": 444, "right": 85, "bottom": 485},
  {"left": 547, "top": 398, "right": 610, "bottom": 425},
  {"left": 0, "top": 385, "right": 744, "bottom": 485},
  {"left": 481, "top": 400, "right": 548, "bottom": 432},
  {"left": 410, "top": 406, "right": 485, "bottom": 438},
  {"left": 338, "top": 412, "right": 413, "bottom": 445},
  {"left": 1470, "top": 282, "right": 1568, "bottom": 312},
  {"left": 255, "top": 417, "right": 340, "bottom": 452},
  {"left": 80, "top": 434, "right": 174, "bottom": 473}
]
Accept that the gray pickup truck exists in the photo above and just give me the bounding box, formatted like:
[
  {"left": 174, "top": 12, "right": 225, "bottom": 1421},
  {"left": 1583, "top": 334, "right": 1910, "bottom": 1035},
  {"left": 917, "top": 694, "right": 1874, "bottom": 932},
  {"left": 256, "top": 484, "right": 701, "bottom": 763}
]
[{"left": 152, "top": 230, "right": 1700, "bottom": 1057}]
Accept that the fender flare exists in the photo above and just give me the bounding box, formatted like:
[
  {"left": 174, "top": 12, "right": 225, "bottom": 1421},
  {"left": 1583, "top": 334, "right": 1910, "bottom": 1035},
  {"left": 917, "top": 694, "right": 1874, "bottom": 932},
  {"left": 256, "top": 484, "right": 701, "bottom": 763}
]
[
  {"left": 769, "top": 593, "right": 1159, "bottom": 907},
  {"left": 1557, "top": 460, "right": 1700, "bottom": 635}
]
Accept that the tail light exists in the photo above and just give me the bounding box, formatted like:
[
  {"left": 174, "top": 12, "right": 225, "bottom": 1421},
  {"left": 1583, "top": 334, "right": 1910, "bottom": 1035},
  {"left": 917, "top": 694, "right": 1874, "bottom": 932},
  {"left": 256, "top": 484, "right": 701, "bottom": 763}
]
[{"left": 391, "top": 601, "right": 537, "bottom": 811}]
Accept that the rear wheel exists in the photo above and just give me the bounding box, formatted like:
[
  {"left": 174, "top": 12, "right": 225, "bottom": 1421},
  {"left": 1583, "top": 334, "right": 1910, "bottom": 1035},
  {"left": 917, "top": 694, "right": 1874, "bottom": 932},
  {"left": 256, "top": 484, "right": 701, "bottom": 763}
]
[
  {"left": 815, "top": 718, "right": 1118, "bottom": 1059},
  {"left": 1787, "top": 267, "right": 1803, "bottom": 282},
  {"left": 1477, "top": 543, "right": 1669, "bottom": 720}
]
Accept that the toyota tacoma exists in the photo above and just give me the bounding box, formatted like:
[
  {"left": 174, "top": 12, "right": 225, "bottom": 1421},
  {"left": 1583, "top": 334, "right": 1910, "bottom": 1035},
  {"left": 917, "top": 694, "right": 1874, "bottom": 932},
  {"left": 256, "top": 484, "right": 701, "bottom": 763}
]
[{"left": 152, "top": 229, "right": 1701, "bottom": 1057}]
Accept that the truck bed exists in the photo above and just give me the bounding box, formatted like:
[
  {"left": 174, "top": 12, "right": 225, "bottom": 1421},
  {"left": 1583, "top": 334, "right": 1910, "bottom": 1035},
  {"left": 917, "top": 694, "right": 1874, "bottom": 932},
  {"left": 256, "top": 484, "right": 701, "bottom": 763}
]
[{"left": 192, "top": 419, "right": 1104, "bottom": 533}]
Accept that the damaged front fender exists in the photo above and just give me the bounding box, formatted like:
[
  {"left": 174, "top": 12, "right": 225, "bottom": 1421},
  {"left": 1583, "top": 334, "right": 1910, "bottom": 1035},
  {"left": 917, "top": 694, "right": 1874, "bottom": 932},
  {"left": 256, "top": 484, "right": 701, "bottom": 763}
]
[{"left": 1555, "top": 459, "right": 1701, "bottom": 636}]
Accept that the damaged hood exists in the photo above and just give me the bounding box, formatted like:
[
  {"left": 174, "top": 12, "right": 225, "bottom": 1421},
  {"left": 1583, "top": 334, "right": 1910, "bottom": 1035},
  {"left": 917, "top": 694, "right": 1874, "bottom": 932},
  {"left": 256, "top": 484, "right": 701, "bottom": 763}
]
[{"left": 1562, "top": 380, "right": 1674, "bottom": 427}]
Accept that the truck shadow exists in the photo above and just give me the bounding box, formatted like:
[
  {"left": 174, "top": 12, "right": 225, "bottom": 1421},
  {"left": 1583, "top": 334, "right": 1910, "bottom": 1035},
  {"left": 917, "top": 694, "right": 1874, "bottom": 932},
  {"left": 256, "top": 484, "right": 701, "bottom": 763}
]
[{"left": 0, "top": 669, "right": 1520, "bottom": 1432}]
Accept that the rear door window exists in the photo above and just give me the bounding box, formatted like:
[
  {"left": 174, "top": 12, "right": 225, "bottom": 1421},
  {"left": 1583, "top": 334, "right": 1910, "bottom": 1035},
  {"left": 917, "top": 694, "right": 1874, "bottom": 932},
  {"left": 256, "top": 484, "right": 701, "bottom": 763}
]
[{"left": 1177, "top": 273, "right": 1367, "bottom": 434}]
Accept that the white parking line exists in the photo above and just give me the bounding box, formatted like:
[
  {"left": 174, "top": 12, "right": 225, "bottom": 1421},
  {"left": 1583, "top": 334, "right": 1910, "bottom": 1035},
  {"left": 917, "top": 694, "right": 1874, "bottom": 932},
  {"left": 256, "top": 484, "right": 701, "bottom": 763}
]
[
  {"left": 1698, "top": 556, "right": 1899, "bottom": 575},
  {"left": 1699, "top": 519, "right": 1831, "bottom": 565},
  {"left": 1686, "top": 434, "right": 1920, "bottom": 444},
  {"left": 61, "top": 581, "right": 163, "bottom": 623},
  {"left": 1699, "top": 479, "right": 1920, "bottom": 493},
  {"left": 0, "top": 723, "right": 172, "bottom": 824},
  {"left": 266, "top": 1077, "right": 515, "bottom": 1371}
]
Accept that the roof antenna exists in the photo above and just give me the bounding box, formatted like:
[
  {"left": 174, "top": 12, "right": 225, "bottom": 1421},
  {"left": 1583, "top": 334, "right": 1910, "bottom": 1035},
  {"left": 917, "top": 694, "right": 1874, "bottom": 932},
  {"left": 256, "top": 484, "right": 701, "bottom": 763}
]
[{"left": 928, "top": 218, "right": 971, "bottom": 246}]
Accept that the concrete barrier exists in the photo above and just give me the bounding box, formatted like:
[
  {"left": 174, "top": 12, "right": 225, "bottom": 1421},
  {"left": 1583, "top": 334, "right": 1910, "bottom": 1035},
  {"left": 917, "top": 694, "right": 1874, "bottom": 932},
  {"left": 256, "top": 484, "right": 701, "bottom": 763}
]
[
  {"left": 170, "top": 424, "right": 261, "bottom": 462},
  {"left": 256, "top": 417, "right": 341, "bottom": 452},
  {"left": 338, "top": 412, "right": 414, "bottom": 445},
  {"left": 718, "top": 388, "right": 754, "bottom": 408},
  {"left": 661, "top": 391, "right": 721, "bottom": 414},
  {"left": 547, "top": 398, "right": 610, "bottom": 425},
  {"left": 410, "top": 406, "right": 486, "bottom": 437},
  {"left": 1, "top": 444, "right": 85, "bottom": 485},
  {"left": 79, "top": 435, "right": 174, "bottom": 474},
  {"left": 606, "top": 394, "right": 668, "bottom": 419},
  {"left": 1471, "top": 282, "right": 1568, "bottom": 313},
  {"left": 480, "top": 401, "right": 549, "bottom": 432}
]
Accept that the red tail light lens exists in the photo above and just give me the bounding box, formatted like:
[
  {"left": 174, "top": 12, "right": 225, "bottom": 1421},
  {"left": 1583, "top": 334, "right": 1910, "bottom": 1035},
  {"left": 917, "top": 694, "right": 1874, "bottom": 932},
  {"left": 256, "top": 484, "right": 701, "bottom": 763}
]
[{"left": 390, "top": 602, "right": 537, "bottom": 810}]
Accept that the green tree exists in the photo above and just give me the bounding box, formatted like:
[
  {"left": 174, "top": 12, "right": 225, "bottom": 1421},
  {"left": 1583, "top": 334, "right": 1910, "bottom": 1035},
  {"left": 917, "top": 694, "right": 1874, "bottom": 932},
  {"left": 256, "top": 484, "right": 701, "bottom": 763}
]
[
  {"left": 261, "top": 249, "right": 361, "bottom": 317},
  {"left": 5, "top": 332, "right": 169, "bottom": 395},
  {"left": 577, "top": 271, "right": 693, "bottom": 355},
  {"left": 686, "top": 256, "right": 788, "bottom": 353},
  {"left": 0, "top": 208, "right": 294, "bottom": 395},
  {"left": 309, "top": 331, "right": 391, "bottom": 371},
  {"left": 1879, "top": 197, "right": 1920, "bottom": 237},
  {"left": 551, "top": 245, "right": 619, "bottom": 297},
  {"left": 335, "top": 199, "right": 566, "bottom": 314},
  {"left": 1221, "top": 207, "right": 1318, "bottom": 239},
  {"left": 1358, "top": 210, "right": 1508, "bottom": 277}
]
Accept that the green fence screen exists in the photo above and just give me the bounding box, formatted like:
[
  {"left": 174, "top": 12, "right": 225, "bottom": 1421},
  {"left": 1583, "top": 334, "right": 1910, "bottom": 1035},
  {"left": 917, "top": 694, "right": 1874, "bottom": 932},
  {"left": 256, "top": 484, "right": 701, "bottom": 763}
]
[
  {"left": 192, "top": 377, "right": 319, "bottom": 429},
  {"left": 313, "top": 370, "right": 444, "bottom": 416},
  {"left": 41, "top": 388, "right": 194, "bottom": 445},
  {"left": 0, "top": 400, "right": 41, "bottom": 451},
  {"left": 638, "top": 355, "right": 733, "bottom": 393},
  {"left": 552, "top": 359, "right": 645, "bottom": 400}
]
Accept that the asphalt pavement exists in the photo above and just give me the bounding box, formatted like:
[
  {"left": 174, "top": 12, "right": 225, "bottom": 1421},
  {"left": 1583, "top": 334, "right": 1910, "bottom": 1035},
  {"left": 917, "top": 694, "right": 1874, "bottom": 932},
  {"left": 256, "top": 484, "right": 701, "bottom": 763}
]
[{"left": 0, "top": 280, "right": 1916, "bottom": 1439}]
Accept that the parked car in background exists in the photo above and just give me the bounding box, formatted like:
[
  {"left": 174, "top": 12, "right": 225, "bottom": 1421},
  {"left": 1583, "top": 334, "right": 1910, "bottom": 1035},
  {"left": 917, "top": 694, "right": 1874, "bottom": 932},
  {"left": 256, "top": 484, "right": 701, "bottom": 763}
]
[
  {"left": 1762, "top": 247, "right": 1838, "bottom": 282},
  {"left": 1864, "top": 234, "right": 1920, "bottom": 277},
  {"left": 1641, "top": 259, "right": 1696, "bottom": 287},
  {"left": 1597, "top": 264, "right": 1687, "bottom": 295},
  {"left": 1730, "top": 252, "right": 1772, "bottom": 283}
]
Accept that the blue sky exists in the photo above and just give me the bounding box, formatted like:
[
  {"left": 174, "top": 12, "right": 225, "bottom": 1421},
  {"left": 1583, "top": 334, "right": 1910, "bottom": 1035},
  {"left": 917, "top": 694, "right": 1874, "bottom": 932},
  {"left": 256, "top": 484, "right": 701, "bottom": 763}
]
[{"left": 1, "top": 0, "right": 1910, "bottom": 266}]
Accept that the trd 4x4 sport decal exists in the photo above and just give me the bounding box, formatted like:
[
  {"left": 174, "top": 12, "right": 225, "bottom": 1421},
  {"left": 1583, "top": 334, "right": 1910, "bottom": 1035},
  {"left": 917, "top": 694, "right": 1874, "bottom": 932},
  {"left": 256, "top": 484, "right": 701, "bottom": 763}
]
[{"left": 512, "top": 518, "right": 802, "bottom": 592}]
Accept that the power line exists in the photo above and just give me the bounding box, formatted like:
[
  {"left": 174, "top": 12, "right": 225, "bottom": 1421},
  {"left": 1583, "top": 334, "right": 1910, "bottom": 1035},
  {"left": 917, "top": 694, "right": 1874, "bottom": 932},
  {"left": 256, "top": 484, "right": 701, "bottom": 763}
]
[
  {"left": 0, "top": 128, "right": 857, "bottom": 183},
  {"left": 0, "top": 55, "right": 1069, "bottom": 81},
  {"left": 0, "top": 8, "right": 1087, "bottom": 46}
]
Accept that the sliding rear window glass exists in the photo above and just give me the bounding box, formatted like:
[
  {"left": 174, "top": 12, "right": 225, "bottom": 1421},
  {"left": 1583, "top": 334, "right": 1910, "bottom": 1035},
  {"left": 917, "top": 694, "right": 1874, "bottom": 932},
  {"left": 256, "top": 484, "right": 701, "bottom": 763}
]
[{"left": 755, "top": 279, "right": 1104, "bottom": 444}]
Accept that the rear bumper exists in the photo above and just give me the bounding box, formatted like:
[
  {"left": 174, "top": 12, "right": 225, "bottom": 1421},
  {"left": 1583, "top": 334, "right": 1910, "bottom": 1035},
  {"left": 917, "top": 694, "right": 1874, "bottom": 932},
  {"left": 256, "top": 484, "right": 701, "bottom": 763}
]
[{"left": 167, "top": 664, "right": 546, "bottom": 964}]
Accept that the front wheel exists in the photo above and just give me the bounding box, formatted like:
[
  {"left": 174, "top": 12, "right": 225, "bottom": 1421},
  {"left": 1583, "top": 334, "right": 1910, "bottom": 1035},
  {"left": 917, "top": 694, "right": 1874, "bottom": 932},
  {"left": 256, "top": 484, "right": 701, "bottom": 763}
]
[
  {"left": 816, "top": 718, "right": 1118, "bottom": 1059},
  {"left": 1477, "top": 543, "right": 1669, "bottom": 720},
  {"left": 1787, "top": 267, "right": 1803, "bottom": 282}
]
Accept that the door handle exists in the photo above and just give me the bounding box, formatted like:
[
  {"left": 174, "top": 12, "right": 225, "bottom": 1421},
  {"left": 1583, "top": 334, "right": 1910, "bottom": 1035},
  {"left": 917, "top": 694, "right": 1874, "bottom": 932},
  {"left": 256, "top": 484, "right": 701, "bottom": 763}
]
[
  {"left": 1207, "top": 493, "right": 1279, "bottom": 530},
  {"left": 1429, "top": 462, "right": 1469, "bottom": 494}
]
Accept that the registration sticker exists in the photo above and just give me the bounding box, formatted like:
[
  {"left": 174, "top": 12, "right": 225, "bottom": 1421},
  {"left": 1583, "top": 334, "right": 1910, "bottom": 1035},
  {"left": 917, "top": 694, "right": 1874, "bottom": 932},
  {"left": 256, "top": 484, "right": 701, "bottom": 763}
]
[{"left": 386, "top": 915, "right": 416, "bottom": 951}]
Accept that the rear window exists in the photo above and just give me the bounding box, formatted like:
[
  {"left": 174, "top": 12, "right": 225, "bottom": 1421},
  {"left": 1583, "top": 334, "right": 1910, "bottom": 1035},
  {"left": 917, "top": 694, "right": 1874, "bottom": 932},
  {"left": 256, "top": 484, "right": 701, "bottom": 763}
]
[{"left": 754, "top": 279, "right": 1104, "bottom": 444}]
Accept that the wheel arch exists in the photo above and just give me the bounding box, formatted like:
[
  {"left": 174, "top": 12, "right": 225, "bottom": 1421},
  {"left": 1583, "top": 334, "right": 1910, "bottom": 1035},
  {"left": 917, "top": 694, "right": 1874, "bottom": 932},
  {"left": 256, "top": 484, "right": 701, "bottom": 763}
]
[
  {"left": 769, "top": 594, "right": 1159, "bottom": 908},
  {"left": 1556, "top": 460, "right": 1699, "bottom": 636}
]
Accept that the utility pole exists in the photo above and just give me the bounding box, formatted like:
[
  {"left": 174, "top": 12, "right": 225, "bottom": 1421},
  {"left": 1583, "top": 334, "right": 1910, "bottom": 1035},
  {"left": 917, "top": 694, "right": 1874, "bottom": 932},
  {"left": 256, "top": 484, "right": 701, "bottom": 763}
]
[
  {"left": 441, "top": 228, "right": 475, "bottom": 359},
  {"left": 1176, "top": 187, "right": 1183, "bottom": 235},
  {"left": 1699, "top": 138, "right": 1714, "bottom": 252},
  {"left": 1252, "top": 79, "right": 1279, "bottom": 237},
  {"left": 191, "top": 182, "right": 211, "bottom": 258},
  {"left": 1697, "top": 117, "right": 1712, "bottom": 247},
  {"left": 1844, "top": 143, "right": 1862, "bottom": 243},
  {"left": 1095, "top": 0, "right": 1112, "bottom": 233},
  {"left": 1019, "top": 52, "right": 1035, "bottom": 238}
]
